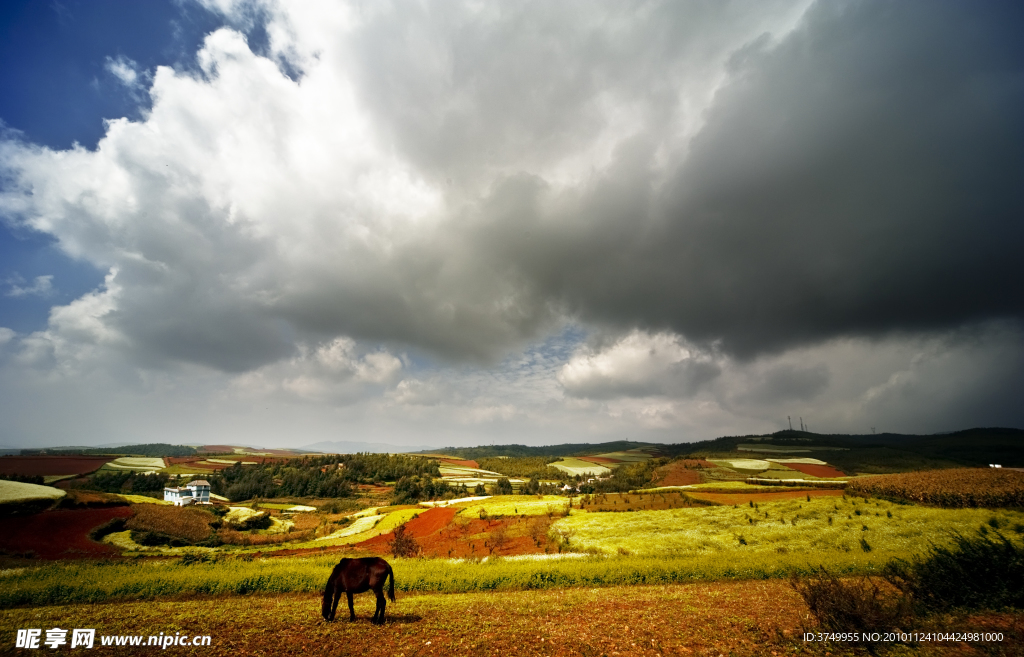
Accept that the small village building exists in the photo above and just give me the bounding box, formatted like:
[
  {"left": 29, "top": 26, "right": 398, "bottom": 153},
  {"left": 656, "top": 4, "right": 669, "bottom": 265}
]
[{"left": 163, "top": 479, "right": 212, "bottom": 506}]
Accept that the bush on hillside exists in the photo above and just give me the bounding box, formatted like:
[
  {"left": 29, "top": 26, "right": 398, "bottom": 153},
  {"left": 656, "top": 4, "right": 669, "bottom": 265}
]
[
  {"left": 883, "top": 531, "right": 1024, "bottom": 611},
  {"left": 125, "top": 504, "right": 215, "bottom": 543},
  {"left": 791, "top": 568, "right": 913, "bottom": 639}
]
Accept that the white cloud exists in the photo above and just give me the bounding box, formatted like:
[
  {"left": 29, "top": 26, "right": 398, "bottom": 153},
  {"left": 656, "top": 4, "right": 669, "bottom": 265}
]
[
  {"left": 105, "top": 55, "right": 141, "bottom": 88},
  {"left": 5, "top": 274, "right": 54, "bottom": 298},
  {"left": 558, "top": 330, "right": 720, "bottom": 399}
]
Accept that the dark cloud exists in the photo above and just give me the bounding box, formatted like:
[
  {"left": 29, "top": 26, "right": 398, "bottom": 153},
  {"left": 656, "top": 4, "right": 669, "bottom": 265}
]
[
  {"left": 736, "top": 363, "right": 830, "bottom": 405},
  {"left": 485, "top": 0, "right": 1024, "bottom": 357}
]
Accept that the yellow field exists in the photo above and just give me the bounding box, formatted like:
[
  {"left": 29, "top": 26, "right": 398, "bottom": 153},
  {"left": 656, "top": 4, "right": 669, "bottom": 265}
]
[
  {"left": 554, "top": 495, "right": 1024, "bottom": 559},
  {"left": 451, "top": 495, "right": 569, "bottom": 517},
  {"left": 549, "top": 458, "right": 611, "bottom": 476},
  {"left": 118, "top": 494, "right": 171, "bottom": 505},
  {"left": 0, "top": 480, "right": 65, "bottom": 502}
]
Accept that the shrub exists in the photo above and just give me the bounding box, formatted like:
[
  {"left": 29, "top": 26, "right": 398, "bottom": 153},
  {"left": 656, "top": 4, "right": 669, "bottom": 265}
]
[
  {"left": 88, "top": 516, "right": 129, "bottom": 542},
  {"left": 390, "top": 523, "right": 420, "bottom": 558},
  {"left": 236, "top": 513, "right": 273, "bottom": 531},
  {"left": 883, "top": 531, "right": 1024, "bottom": 611},
  {"left": 179, "top": 552, "right": 214, "bottom": 566},
  {"left": 791, "top": 568, "right": 913, "bottom": 639},
  {"left": 131, "top": 530, "right": 190, "bottom": 548},
  {"left": 125, "top": 504, "right": 215, "bottom": 543}
]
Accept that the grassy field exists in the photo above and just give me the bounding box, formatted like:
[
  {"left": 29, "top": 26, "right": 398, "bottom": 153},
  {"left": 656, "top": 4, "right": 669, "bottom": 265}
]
[
  {"left": 0, "top": 550, "right": 900, "bottom": 608},
  {"left": 550, "top": 458, "right": 611, "bottom": 477},
  {"left": 7, "top": 517, "right": 1021, "bottom": 610},
  {"left": 552, "top": 495, "right": 1024, "bottom": 558},
  {"left": 0, "top": 480, "right": 65, "bottom": 503},
  {"left": 3, "top": 581, "right": 1021, "bottom": 656},
  {"left": 99, "top": 457, "right": 166, "bottom": 473}
]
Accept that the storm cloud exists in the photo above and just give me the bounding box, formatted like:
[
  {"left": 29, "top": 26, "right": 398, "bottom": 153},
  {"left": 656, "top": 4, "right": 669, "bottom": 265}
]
[{"left": 0, "top": 0, "right": 1021, "bottom": 447}]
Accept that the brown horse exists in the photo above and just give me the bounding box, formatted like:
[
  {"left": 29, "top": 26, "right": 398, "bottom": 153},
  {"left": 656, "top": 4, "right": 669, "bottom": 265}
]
[{"left": 321, "top": 557, "right": 396, "bottom": 624}]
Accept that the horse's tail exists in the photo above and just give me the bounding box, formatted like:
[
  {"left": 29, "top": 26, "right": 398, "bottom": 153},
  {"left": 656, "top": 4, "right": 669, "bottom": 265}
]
[{"left": 387, "top": 564, "right": 396, "bottom": 602}]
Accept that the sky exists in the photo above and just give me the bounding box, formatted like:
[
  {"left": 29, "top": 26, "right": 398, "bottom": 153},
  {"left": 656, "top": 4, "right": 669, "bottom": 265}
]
[{"left": 1, "top": 0, "right": 1022, "bottom": 450}]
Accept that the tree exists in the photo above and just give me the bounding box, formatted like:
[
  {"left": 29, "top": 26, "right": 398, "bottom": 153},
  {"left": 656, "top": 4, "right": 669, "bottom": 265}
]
[
  {"left": 390, "top": 523, "right": 420, "bottom": 558},
  {"left": 494, "top": 477, "right": 513, "bottom": 495},
  {"left": 489, "top": 524, "right": 509, "bottom": 555}
]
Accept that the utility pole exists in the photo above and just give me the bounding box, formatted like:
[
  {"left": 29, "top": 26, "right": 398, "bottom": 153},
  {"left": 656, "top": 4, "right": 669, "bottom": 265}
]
[
  {"left": 788, "top": 416, "right": 792, "bottom": 430},
  {"left": 800, "top": 417, "right": 804, "bottom": 431}
]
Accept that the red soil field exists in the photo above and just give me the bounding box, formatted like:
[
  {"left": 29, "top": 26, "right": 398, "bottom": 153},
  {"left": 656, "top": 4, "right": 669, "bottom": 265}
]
[
  {"left": 0, "top": 507, "right": 132, "bottom": 559},
  {"left": 0, "top": 455, "right": 112, "bottom": 477},
  {"left": 654, "top": 459, "right": 714, "bottom": 486},
  {"left": 577, "top": 456, "right": 619, "bottom": 464},
  {"left": 405, "top": 506, "right": 457, "bottom": 536},
  {"left": 779, "top": 462, "right": 847, "bottom": 478},
  {"left": 439, "top": 459, "right": 479, "bottom": 468},
  {"left": 165, "top": 456, "right": 203, "bottom": 465},
  {"left": 687, "top": 489, "right": 845, "bottom": 505},
  {"left": 354, "top": 507, "right": 552, "bottom": 559}
]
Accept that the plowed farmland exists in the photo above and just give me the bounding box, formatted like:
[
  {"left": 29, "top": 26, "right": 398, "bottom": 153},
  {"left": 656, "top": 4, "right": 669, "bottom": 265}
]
[
  {"left": 653, "top": 459, "right": 713, "bottom": 486},
  {"left": 0, "top": 507, "right": 132, "bottom": 559},
  {"left": 438, "top": 459, "right": 480, "bottom": 468},
  {"left": 0, "top": 455, "right": 112, "bottom": 476},
  {"left": 847, "top": 468, "right": 1024, "bottom": 507},
  {"left": 355, "top": 506, "right": 555, "bottom": 558}
]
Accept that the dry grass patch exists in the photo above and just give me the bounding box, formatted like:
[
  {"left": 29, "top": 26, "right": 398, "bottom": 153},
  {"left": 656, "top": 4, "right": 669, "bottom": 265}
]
[{"left": 126, "top": 504, "right": 215, "bottom": 543}]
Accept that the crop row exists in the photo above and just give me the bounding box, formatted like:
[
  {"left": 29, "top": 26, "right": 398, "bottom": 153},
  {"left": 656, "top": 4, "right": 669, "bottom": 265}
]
[{"left": 846, "top": 468, "right": 1024, "bottom": 508}]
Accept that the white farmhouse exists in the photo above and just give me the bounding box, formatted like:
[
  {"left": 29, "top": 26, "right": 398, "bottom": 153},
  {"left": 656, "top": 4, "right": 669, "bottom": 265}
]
[{"left": 163, "top": 479, "right": 212, "bottom": 506}]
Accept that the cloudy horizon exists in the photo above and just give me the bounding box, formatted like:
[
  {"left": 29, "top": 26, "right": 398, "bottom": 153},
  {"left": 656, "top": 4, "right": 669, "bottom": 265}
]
[{"left": 1, "top": 0, "right": 1022, "bottom": 449}]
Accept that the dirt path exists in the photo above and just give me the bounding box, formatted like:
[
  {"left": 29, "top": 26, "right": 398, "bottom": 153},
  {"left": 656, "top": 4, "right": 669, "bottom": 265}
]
[{"left": 4, "top": 580, "right": 1021, "bottom": 656}]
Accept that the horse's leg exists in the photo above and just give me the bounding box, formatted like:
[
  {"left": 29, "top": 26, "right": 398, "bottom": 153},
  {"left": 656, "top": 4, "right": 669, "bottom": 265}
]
[
  {"left": 374, "top": 588, "right": 386, "bottom": 625},
  {"left": 347, "top": 591, "right": 356, "bottom": 622}
]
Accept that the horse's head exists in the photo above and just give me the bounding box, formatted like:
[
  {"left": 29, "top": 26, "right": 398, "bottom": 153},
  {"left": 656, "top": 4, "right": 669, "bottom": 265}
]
[{"left": 321, "top": 585, "right": 334, "bottom": 620}]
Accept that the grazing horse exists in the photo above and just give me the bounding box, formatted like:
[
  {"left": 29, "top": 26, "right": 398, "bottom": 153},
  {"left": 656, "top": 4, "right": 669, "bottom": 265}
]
[{"left": 321, "top": 557, "right": 396, "bottom": 624}]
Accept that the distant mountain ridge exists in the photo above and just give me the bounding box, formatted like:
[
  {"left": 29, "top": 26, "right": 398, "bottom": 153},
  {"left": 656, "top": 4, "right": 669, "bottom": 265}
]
[
  {"left": 672, "top": 427, "right": 1024, "bottom": 470},
  {"left": 2, "top": 428, "right": 1019, "bottom": 468}
]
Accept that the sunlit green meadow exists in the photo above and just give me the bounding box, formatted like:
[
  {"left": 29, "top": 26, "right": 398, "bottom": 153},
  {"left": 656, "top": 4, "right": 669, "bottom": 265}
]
[{"left": 553, "top": 495, "right": 1024, "bottom": 558}]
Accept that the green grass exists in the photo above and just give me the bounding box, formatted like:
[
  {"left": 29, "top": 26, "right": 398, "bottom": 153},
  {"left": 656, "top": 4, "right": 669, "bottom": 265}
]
[
  {"left": 553, "top": 495, "right": 1024, "bottom": 559},
  {"left": 0, "top": 551, "right": 893, "bottom": 609}
]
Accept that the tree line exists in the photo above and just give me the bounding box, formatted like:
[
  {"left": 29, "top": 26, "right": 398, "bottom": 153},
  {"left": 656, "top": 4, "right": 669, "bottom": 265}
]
[{"left": 210, "top": 453, "right": 443, "bottom": 502}]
